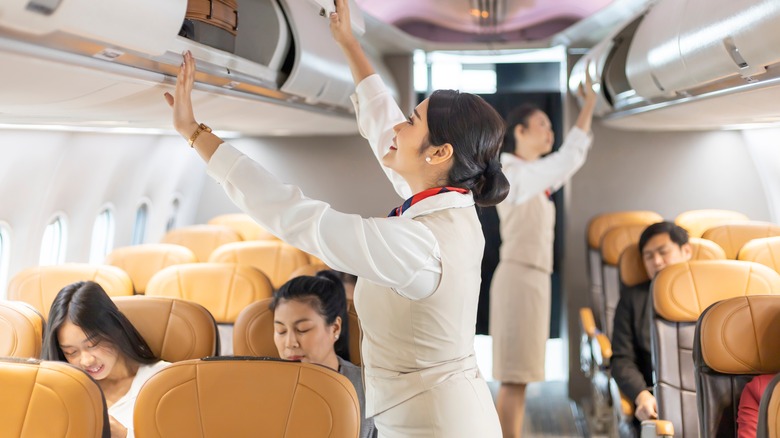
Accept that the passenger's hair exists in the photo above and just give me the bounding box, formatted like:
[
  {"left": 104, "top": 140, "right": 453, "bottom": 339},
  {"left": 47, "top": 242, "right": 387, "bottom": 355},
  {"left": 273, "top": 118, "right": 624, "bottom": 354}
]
[
  {"left": 42, "top": 281, "right": 157, "bottom": 364},
  {"left": 269, "top": 270, "right": 350, "bottom": 361},
  {"left": 504, "top": 103, "right": 543, "bottom": 153},
  {"left": 638, "top": 221, "right": 690, "bottom": 253},
  {"left": 426, "top": 89, "right": 510, "bottom": 207}
]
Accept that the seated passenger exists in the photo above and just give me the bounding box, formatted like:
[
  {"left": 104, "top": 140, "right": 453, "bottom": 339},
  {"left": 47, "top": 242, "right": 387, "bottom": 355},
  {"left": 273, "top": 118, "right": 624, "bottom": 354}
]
[
  {"left": 611, "top": 222, "right": 692, "bottom": 431},
  {"left": 271, "top": 271, "right": 376, "bottom": 438},
  {"left": 42, "top": 281, "right": 169, "bottom": 438},
  {"left": 738, "top": 373, "right": 777, "bottom": 438}
]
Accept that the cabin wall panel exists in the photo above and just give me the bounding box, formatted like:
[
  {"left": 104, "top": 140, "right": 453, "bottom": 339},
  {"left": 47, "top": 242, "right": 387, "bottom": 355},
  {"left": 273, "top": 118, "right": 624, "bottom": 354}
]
[
  {"left": 194, "top": 135, "right": 402, "bottom": 224},
  {"left": 563, "top": 121, "right": 771, "bottom": 402},
  {"left": 0, "top": 130, "right": 205, "bottom": 296}
]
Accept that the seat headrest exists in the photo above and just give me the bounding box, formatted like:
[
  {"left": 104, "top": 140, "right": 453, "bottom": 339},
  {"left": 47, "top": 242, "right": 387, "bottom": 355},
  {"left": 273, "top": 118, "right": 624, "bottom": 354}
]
[
  {"left": 701, "top": 222, "right": 780, "bottom": 259},
  {"left": 600, "top": 224, "right": 647, "bottom": 266},
  {"left": 699, "top": 296, "right": 780, "bottom": 374},
  {"left": 0, "top": 358, "right": 108, "bottom": 437},
  {"left": 145, "top": 263, "right": 273, "bottom": 323},
  {"left": 105, "top": 244, "right": 197, "bottom": 294},
  {"left": 674, "top": 209, "right": 750, "bottom": 238},
  {"left": 587, "top": 211, "right": 663, "bottom": 249},
  {"left": 233, "top": 298, "right": 362, "bottom": 366},
  {"left": 0, "top": 301, "right": 44, "bottom": 359},
  {"left": 653, "top": 260, "right": 780, "bottom": 322},
  {"left": 208, "top": 240, "right": 312, "bottom": 289},
  {"left": 161, "top": 224, "right": 242, "bottom": 262},
  {"left": 207, "top": 213, "right": 278, "bottom": 241},
  {"left": 619, "top": 238, "right": 726, "bottom": 287},
  {"left": 7, "top": 264, "right": 134, "bottom": 319},
  {"left": 738, "top": 236, "right": 780, "bottom": 273},
  {"left": 113, "top": 296, "right": 219, "bottom": 361},
  {"left": 134, "top": 358, "right": 360, "bottom": 438}
]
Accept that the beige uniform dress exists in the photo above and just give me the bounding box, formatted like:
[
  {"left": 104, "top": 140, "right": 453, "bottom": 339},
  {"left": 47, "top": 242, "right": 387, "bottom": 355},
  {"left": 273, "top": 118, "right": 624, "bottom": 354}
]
[
  {"left": 207, "top": 74, "right": 501, "bottom": 437},
  {"left": 491, "top": 128, "right": 592, "bottom": 383}
]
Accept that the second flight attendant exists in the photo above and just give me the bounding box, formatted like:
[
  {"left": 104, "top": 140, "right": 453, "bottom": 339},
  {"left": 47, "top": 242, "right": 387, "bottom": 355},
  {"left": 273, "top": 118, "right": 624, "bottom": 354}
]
[{"left": 491, "top": 73, "right": 597, "bottom": 437}]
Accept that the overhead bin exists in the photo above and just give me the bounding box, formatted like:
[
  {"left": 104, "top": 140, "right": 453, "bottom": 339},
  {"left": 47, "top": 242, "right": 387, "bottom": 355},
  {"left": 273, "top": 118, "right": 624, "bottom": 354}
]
[
  {"left": 571, "top": 0, "right": 780, "bottom": 130},
  {"left": 0, "top": 0, "right": 186, "bottom": 56}
]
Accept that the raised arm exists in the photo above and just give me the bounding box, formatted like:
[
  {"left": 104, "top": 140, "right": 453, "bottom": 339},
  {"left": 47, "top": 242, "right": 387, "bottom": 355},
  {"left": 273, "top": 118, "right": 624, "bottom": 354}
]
[
  {"left": 329, "top": 0, "right": 374, "bottom": 85},
  {"left": 575, "top": 62, "right": 598, "bottom": 133}
]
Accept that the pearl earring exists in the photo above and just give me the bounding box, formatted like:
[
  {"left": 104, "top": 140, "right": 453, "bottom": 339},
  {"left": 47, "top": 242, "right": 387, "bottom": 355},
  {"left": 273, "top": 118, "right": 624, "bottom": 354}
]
[
  {"left": 425, "top": 156, "right": 432, "bottom": 163},
  {"left": 335, "top": 334, "right": 339, "bottom": 340}
]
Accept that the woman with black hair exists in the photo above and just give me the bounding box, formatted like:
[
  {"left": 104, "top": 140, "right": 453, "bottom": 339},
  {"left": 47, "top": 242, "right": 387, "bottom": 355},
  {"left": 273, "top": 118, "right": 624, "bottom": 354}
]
[
  {"left": 43, "top": 281, "right": 168, "bottom": 438},
  {"left": 164, "top": 0, "right": 507, "bottom": 434},
  {"left": 490, "top": 73, "right": 597, "bottom": 437},
  {"left": 271, "top": 270, "right": 375, "bottom": 438}
]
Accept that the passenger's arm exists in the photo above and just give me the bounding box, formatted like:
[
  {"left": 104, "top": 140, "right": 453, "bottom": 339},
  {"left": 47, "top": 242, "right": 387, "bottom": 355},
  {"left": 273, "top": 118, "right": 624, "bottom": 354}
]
[
  {"left": 502, "top": 127, "right": 592, "bottom": 204},
  {"left": 208, "top": 144, "right": 440, "bottom": 300},
  {"left": 610, "top": 295, "right": 653, "bottom": 409},
  {"left": 736, "top": 376, "right": 762, "bottom": 438},
  {"left": 575, "top": 63, "right": 598, "bottom": 134}
]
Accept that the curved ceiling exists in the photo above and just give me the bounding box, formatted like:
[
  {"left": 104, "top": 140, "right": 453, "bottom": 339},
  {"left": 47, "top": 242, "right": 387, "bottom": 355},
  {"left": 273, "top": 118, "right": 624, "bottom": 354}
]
[{"left": 355, "top": 0, "right": 615, "bottom": 44}]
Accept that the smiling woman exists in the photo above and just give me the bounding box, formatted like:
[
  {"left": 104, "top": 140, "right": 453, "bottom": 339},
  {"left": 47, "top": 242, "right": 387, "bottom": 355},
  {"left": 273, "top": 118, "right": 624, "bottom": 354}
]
[{"left": 42, "top": 281, "right": 169, "bottom": 438}]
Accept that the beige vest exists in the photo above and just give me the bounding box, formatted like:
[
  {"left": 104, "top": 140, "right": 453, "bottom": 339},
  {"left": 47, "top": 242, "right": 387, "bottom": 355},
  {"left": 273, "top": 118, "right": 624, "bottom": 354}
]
[
  {"left": 497, "top": 192, "right": 555, "bottom": 273},
  {"left": 353, "top": 206, "right": 483, "bottom": 417}
]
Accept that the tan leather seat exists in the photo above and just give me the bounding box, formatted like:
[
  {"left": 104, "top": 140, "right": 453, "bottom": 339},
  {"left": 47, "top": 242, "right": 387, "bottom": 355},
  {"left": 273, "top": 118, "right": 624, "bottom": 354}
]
[
  {"left": 161, "top": 224, "right": 242, "bottom": 262},
  {"left": 611, "top": 238, "right": 727, "bottom": 436},
  {"left": 701, "top": 222, "right": 780, "bottom": 259},
  {"left": 738, "top": 236, "right": 780, "bottom": 273},
  {"left": 7, "top": 264, "right": 134, "bottom": 319},
  {"left": 674, "top": 209, "right": 749, "bottom": 238},
  {"left": 587, "top": 211, "right": 663, "bottom": 334},
  {"left": 207, "top": 213, "right": 278, "bottom": 241},
  {"left": 146, "top": 263, "right": 273, "bottom": 356},
  {"left": 105, "top": 243, "right": 197, "bottom": 294},
  {"left": 0, "top": 358, "right": 109, "bottom": 437},
  {"left": 208, "top": 240, "right": 311, "bottom": 289},
  {"left": 651, "top": 260, "right": 780, "bottom": 437},
  {"left": 758, "top": 374, "right": 780, "bottom": 438},
  {"left": 134, "top": 358, "right": 360, "bottom": 438},
  {"left": 146, "top": 263, "right": 273, "bottom": 323},
  {"left": 695, "top": 296, "right": 780, "bottom": 437},
  {"left": 234, "top": 297, "right": 362, "bottom": 366},
  {"left": 0, "top": 301, "right": 44, "bottom": 359},
  {"left": 600, "top": 224, "right": 649, "bottom": 338},
  {"left": 114, "top": 296, "right": 219, "bottom": 361}
]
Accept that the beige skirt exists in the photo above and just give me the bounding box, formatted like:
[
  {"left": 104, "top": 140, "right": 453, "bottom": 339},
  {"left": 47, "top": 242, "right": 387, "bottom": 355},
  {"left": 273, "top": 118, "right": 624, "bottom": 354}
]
[{"left": 490, "top": 261, "right": 551, "bottom": 383}]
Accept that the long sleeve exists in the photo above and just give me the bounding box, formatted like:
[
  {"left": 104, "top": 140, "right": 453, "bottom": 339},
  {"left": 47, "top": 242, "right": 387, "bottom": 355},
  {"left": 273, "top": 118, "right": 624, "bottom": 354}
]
[
  {"left": 350, "top": 74, "right": 411, "bottom": 200},
  {"left": 502, "top": 127, "right": 592, "bottom": 205},
  {"left": 207, "top": 144, "right": 442, "bottom": 300},
  {"left": 611, "top": 293, "right": 650, "bottom": 402},
  {"left": 737, "top": 374, "right": 774, "bottom": 438}
]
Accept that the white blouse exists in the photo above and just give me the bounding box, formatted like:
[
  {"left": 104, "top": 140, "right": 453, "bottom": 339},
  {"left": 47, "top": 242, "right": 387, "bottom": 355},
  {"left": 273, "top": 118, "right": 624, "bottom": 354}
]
[
  {"left": 207, "top": 74, "right": 473, "bottom": 300},
  {"left": 109, "top": 360, "right": 169, "bottom": 438},
  {"left": 500, "top": 126, "right": 592, "bottom": 205}
]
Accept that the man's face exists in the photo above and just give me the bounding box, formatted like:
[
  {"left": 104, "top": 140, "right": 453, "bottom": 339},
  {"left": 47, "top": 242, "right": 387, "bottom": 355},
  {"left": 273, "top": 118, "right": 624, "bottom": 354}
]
[{"left": 642, "top": 233, "right": 693, "bottom": 278}]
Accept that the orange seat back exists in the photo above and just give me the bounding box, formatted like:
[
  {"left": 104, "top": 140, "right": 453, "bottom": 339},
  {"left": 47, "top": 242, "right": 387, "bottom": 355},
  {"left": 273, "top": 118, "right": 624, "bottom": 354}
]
[
  {"left": 208, "top": 240, "right": 311, "bottom": 289},
  {"left": 7, "top": 264, "right": 133, "bottom": 319},
  {"left": 674, "top": 209, "right": 749, "bottom": 238},
  {"left": 0, "top": 301, "right": 44, "bottom": 359},
  {"left": 105, "top": 244, "right": 196, "bottom": 294},
  {"left": 737, "top": 236, "right": 780, "bottom": 273},
  {"left": 207, "top": 213, "right": 278, "bottom": 241},
  {"left": 161, "top": 225, "right": 242, "bottom": 262},
  {"left": 702, "top": 222, "right": 780, "bottom": 259},
  {"left": 619, "top": 237, "right": 727, "bottom": 288}
]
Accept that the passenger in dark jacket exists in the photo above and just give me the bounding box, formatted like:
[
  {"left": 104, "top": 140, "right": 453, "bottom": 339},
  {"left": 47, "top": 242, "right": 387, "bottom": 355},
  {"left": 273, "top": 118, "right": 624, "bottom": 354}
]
[{"left": 611, "top": 222, "right": 692, "bottom": 429}]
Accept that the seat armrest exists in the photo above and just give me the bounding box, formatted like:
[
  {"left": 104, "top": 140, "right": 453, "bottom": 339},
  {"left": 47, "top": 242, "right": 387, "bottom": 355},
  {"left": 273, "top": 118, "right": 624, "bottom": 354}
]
[
  {"left": 579, "top": 307, "right": 597, "bottom": 337},
  {"left": 592, "top": 333, "right": 612, "bottom": 368},
  {"left": 640, "top": 420, "right": 674, "bottom": 438}
]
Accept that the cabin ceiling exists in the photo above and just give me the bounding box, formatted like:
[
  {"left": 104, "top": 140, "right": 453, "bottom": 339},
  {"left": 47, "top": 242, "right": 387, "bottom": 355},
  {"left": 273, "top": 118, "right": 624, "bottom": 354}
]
[{"left": 355, "top": 0, "right": 615, "bottom": 44}]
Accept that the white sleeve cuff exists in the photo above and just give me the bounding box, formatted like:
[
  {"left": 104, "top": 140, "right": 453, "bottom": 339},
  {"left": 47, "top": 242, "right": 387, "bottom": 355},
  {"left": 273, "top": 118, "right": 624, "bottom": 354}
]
[{"left": 206, "top": 143, "right": 243, "bottom": 183}]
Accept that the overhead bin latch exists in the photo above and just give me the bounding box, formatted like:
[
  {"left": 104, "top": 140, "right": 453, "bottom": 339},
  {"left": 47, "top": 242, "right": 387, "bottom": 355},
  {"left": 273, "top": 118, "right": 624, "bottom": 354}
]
[
  {"left": 723, "top": 37, "right": 767, "bottom": 79},
  {"left": 25, "top": 0, "right": 62, "bottom": 15}
]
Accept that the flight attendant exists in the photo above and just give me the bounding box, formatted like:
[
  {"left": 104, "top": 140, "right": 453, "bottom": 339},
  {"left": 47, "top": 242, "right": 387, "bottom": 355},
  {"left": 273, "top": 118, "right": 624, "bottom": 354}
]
[
  {"left": 490, "top": 71, "right": 597, "bottom": 437},
  {"left": 164, "top": 0, "right": 507, "bottom": 435}
]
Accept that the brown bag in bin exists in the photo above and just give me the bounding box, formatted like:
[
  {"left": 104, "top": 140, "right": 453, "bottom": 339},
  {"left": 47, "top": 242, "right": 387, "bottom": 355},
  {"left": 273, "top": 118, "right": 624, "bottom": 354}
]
[{"left": 180, "top": 0, "right": 238, "bottom": 52}]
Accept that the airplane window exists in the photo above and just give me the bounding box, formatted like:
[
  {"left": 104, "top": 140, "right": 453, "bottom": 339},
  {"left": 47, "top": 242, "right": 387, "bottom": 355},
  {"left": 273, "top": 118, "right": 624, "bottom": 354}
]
[
  {"left": 0, "top": 224, "right": 9, "bottom": 299},
  {"left": 166, "top": 198, "right": 180, "bottom": 232},
  {"left": 132, "top": 203, "right": 149, "bottom": 245},
  {"left": 40, "top": 215, "right": 67, "bottom": 266},
  {"left": 89, "top": 208, "right": 115, "bottom": 264}
]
